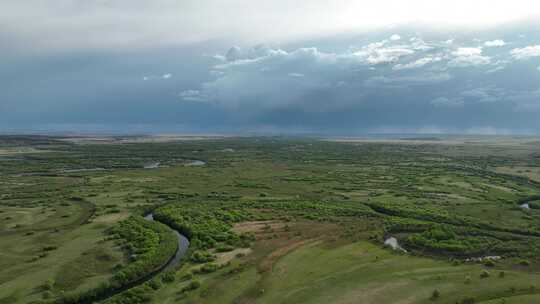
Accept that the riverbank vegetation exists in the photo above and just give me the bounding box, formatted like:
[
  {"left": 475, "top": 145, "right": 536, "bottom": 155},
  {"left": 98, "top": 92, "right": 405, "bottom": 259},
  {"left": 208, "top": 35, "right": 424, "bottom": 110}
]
[{"left": 45, "top": 216, "right": 177, "bottom": 304}]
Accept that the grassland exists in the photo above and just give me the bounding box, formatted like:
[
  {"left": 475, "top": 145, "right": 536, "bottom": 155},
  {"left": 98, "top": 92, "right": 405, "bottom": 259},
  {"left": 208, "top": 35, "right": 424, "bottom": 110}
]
[{"left": 1, "top": 135, "right": 540, "bottom": 303}]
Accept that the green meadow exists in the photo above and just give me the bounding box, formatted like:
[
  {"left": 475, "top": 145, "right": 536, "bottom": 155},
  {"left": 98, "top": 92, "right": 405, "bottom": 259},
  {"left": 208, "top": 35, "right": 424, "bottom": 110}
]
[{"left": 1, "top": 135, "right": 540, "bottom": 304}]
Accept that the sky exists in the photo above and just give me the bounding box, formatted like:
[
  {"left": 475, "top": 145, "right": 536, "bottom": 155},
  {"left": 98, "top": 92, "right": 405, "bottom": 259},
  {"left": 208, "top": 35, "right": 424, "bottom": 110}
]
[{"left": 1, "top": 0, "right": 540, "bottom": 135}]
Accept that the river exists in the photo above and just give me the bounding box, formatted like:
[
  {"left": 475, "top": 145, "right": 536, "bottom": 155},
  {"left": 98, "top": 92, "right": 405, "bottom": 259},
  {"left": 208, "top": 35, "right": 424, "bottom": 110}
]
[
  {"left": 144, "top": 213, "right": 190, "bottom": 270},
  {"left": 76, "top": 213, "right": 189, "bottom": 304}
]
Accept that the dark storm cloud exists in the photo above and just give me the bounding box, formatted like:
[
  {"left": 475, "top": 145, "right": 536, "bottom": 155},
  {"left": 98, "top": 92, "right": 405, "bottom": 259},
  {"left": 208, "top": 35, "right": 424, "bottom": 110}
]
[{"left": 176, "top": 30, "right": 540, "bottom": 134}]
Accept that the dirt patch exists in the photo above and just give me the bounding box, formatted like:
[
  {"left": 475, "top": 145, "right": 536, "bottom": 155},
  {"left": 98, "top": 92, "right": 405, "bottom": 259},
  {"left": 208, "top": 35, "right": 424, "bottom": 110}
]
[
  {"left": 233, "top": 221, "right": 285, "bottom": 234},
  {"left": 0, "top": 148, "right": 52, "bottom": 155},
  {"left": 59, "top": 135, "right": 231, "bottom": 144},
  {"left": 215, "top": 248, "right": 252, "bottom": 265},
  {"left": 234, "top": 218, "right": 352, "bottom": 278},
  {"left": 494, "top": 166, "right": 540, "bottom": 183},
  {"left": 116, "top": 177, "right": 161, "bottom": 183},
  {"left": 258, "top": 239, "right": 319, "bottom": 273}
]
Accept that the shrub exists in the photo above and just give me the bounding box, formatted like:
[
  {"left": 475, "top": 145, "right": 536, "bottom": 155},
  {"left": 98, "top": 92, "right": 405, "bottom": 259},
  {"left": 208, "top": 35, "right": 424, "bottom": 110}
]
[
  {"left": 182, "top": 280, "right": 201, "bottom": 292},
  {"left": 42, "top": 291, "right": 52, "bottom": 299},
  {"left": 148, "top": 279, "right": 161, "bottom": 290},
  {"left": 190, "top": 250, "right": 216, "bottom": 263},
  {"left": 197, "top": 263, "right": 219, "bottom": 274},
  {"left": 483, "top": 260, "right": 495, "bottom": 267},
  {"left": 43, "top": 245, "right": 58, "bottom": 252},
  {"left": 161, "top": 271, "right": 176, "bottom": 283},
  {"left": 42, "top": 279, "right": 54, "bottom": 291},
  {"left": 519, "top": 259, "right": 530, "bottom": 266},
  {"left": 460, "top": 297, "right": 475, "bottom": 304},
  {"left": 109, "top": 216, "right": 177, "bottom": 286},
  {"left": 216, "top": 244, "right": 234, "bottom": 252},
  {"left": 430, "top": 289, "right": 440, "bottom": 300},
  {"left": 480, "top": 270, "right": 490, "bottom": 279}
]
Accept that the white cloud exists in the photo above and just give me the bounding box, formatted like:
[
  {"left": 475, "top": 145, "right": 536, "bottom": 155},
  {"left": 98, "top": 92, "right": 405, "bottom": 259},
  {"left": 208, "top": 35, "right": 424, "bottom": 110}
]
[
  {"left": 431, "top": 97, "right": 464, "bottom": 107},
  {"left": 225, "top": 44, "right": 274, "bottom": 61},
  {"left": 225, "top": 46, "right": 243, "bottom": 61},
  {"left": 190, "top": 46, "right": 348, "bottom": 108},
  {"left": 484, "top": 59, "right": 510, "bottom": 73},
  {"left": 390, "top": 34, "right": 401, "bottom": 41},
  {"left": 183, "top": 40, "right": 540, "bottom": 117},
  {"left": 511, "top": 45, "right": 540, "bottom": 60},
  {"left": 142, "top": 74, "right": 172, "bottom": 81},
  {"left": 409, "top": 37, "right": 433, "bottom": 51},
  {"left": 352, "top": 41, "right": 415, "bottom": 65},
  {"left": 460, "top": 86, "right": 505, "bottom": 103},
  {"left": 485, "top": 66, "right": 505, "bottom": 73},
  {"left": 365, "top": 48, "right": 415, "bottom": 64},
  {"left": 453, "top": 47, "right": 482, "bottom": 56},
  {"left": 364, "top": 73, "right": 451, "bottom": 88},
  {"left": 179, "top": 89, "right": 206, "bottom": 102},
  {"left": 484, "top": 39, "right": 506, "bottom": 47},
  {"left": 393, "top": 56, "right": 441, "bottom": 70},
  {"left": 448, "top": 47, "right": 490, "bottom": 67},
  {"left": 183, "top": 44, "right": 452, "bottom": 109}
]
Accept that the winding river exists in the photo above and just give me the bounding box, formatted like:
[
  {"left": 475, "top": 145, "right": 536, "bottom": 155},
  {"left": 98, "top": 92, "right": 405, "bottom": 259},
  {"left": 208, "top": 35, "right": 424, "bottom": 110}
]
[
  {"left": 77, "top": 214, "right": 189, "bottom": 304},
  {"left": 144, "top": 213, "right": 190, "bottom": 270}
]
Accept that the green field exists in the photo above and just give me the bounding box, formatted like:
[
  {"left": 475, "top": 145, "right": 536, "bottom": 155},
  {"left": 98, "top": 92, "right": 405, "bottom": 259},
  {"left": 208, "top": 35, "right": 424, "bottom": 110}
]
[{"left": 1, "top": 135, "right": 540, "bottom": 304}]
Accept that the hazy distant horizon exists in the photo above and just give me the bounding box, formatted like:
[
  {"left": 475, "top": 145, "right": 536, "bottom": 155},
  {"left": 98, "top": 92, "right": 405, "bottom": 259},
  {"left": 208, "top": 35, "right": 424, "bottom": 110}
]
[{"left": 2, "top": 126, "right": 539, "bottom": 138}]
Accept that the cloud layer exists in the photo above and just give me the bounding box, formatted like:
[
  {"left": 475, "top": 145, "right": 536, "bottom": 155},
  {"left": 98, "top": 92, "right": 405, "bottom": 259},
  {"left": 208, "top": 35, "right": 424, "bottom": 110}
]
[
  {"left": 170, "top": 31, "right": 540, "bottom": 133},
  {"left": 2, "top": 17, "right": 540, "bottom": 134},
  {"left": 1, "top": 0, "right": 540, "bottom": 52},
  {"left": 183, "top": 35, "right": 539, "bottom": 112}
]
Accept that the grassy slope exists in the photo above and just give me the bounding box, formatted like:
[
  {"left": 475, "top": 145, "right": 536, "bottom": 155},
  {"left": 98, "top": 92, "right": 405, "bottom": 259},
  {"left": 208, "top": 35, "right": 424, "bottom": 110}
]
[
  {"left": 177, "top": 241, "right": 540, "bottom": 304},
  {"left": 0, "top": 212, "right": 123, "bottom": 303},
  {"left": 260, "top": 241, "right": 540, "bottom": 304},
  {"left": 480, "top": 294, "right": 540, "bottom": 304}
]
